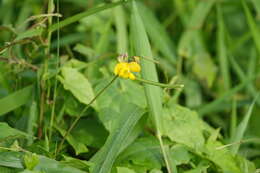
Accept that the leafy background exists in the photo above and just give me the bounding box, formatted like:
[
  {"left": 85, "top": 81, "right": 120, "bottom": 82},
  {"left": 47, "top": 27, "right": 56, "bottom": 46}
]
[{"left": 0, "top": 0, "right": 260, "bottom": 173}]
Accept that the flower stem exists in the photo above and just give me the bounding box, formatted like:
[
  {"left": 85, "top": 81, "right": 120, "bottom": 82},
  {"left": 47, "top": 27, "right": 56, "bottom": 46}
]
[
  {"left": 55, "top": 76, "right": 118, "bottom": 156},
  {"left": 136, "top": 77, "right": 184, "bottom": 89}
]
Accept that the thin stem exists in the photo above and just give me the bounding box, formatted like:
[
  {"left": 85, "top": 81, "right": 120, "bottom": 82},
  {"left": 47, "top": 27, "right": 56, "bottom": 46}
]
[
  {"left": 157, "top": 132, "right": 172, "bottom": 173},
  {"left": 136, "top": 77, "right": 184, "bottom": 89},
  {"left": 49, "top": 0, "right": 60, "bottom": 144},
  {"left": 56, "top": 76, "right": 118, "bottom": 155}
]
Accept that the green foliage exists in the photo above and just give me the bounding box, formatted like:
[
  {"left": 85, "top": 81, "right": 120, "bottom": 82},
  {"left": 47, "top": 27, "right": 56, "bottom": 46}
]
[{"left": 0, "top": 0, "right": 259, "bottom": 173}]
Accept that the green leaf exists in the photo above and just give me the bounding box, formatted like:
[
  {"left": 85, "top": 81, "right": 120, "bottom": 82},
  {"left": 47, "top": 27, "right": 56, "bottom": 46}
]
[
  {"left": 192, "top": 53, "right": 217, "bottom": 88},
  {"left": 55, "top": 125, "right": 88, "bottom": 155},
  {"left": 95, "top": 78, "right": 146, "bottom": 131},
  {"left": 117, "top": 167, "right": 136, "bottom": 173},
  {"left": 162, "top": 104, "right": 205, "bottom": 151},
  {"left": 242, "top": 0, "right": 260, "bottom": 54},
  {"left": 61, "top": 155, "right": 91, "bottom": 171},
  {"left": 90, "top": 103, "right": 145, "bottom": 173},
  {"left": 0, "top": 122, "right": 28, "bottom": 140},
  {"left": 116, "top": 137, "right": 163, "bottom": 170},
  {"left": 59, "top": 67, "right": 96, "bottom": 109},
  {"left": 217, "top": 4, "right": 230, "bottom": 91},
  {"left": 71, "top": 118, "right": 109, "bottom": 148},
  {"left": 138, "top": 2, "right": 176, "bottom": 64},
  {"left": 183, "top": 165, "right": 208, "bottom": 173},
  {"left": 15, "top": 28, "right": 43, "bottom": 41},
  {"left": 23, "top": 153, "right": 39, "bottom": 170},
  {"left": 35, "top": 155, "right": 85, "bottom": 173},
  {"left": 198, "top": 76, "right": 257, "bottom": 116},
  {"left": 0, "top": 151, "right": 86, "bottom": 173},
  {"left": 131, "top": 1, "right": 172, "bottom": 172},
  {"left": 170, "top": 144, "right": 191, "bottom": 165},
  {"left": 0, "top": 85, "right": 33, "bottom": 116},
  {"left": 204, "top": 130, "right": 242, "bottom": 173},
  {"left": 0, "top": 152, "right": 24, "bottom": 169},
  {"left": 230, "top": 94, "right": 259, "bottom": 154},
  {"left": 251, "top": 0, "right": 260, "bottom": 16},
  {"left": 49, "top": 1, "right": 128, "bottom": 32},
  {"left": 178, "top": 0, "right": 216, "bottom": 57},
  {"left": 113, "top": 1, "right": 128, "bottom": 54}
]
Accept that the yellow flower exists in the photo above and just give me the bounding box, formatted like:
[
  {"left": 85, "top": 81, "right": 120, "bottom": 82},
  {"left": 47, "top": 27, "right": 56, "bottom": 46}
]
[
  {"left": 114, "top": 61, "right": 141, "bottom": 80},
  {"left": 128, "top": 61, "right": 141, "bottom": 72}
]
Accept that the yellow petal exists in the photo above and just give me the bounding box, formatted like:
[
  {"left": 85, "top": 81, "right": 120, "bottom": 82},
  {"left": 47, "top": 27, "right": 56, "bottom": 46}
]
[
  {"left": 128, "top": 73, "right": 136, "bottom": 80},
  {"left": 128, "top": 62, "right": 141, "bottom": 72}
]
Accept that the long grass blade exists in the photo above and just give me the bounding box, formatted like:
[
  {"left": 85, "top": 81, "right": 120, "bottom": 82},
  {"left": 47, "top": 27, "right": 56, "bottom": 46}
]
[
  {"left": 217, "top": 4, "right": 231, "bottom": 91},
  {"left": 131, "top": 1, "right": 173, "bottom": 172},
  {"left": 0, "top": 85, "right": 33, "bottom": 116},
  {"left": 230, "top": 94, "right": 259, "bottom": 154},
  {"left": 91, "top": 104, "right": 145, "bottom": 173},
  {"left": 242, "top": 0, "right": 260, "bottom": 54},
  {"left": 198, "top": 76, "right": 257, "bottom": 116},
  {"left": 49, "top": 1, "right": 128, "bottom": 32}
]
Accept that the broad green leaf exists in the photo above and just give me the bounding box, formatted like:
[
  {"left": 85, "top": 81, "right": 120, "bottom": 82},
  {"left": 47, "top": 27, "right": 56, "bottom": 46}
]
[
  {"left": 71, "top": 118, "right": 108, "bottom": 148},
  {"left": 162, "top": 104, "right": 205, "bottom": 151},
  {"left": 0, "top": 151, "right": 85, "bottom": 173},
  {"left": 0, "top": 122, "right": 28, "bottom": 140},
  {"left": 58, "top": 67, "right": 96, "bottom": 109},
  {"left": 192, "top": 53, "right": 217, "bottom": 88},
  {"left": 91, "top": 103, "right": 145, "bottom": 173},
  {"left": 61, "top": 155, "right": 91, "bottom": 171},
  {"left": 204, "top": 130, "right": 242, "bottom": 173},
  {"left": 183, "top": 165, "right": 208, "bottom": 173},
  {"left": 116, "top": 137, "right": 163, "bottom": 170},
  {"left": 15, "top": 28, "right": 43, "bottom": 41},
  {"left": 117, "top": 167, "right": 136, "bottom": 173},
  {"left": 55, "top": 125, "right": 88, "bottom": 155},
  {"left": 95, "top": 78, "right": 146, "bottom": 131},
  {"left": 183, "top": 78, "right": 202, "bottom": 108},
  {"left": 49, "top": 1, "right": 128, "bottom": 32},
  {"left": 170, "top": 144, "right": 191, "bottom": 165},
  {"left": 36, "top": 155, "right": 85, "bottom": 173},
  {"left": 0, "top": 85, "right": 33, "bottom": 116},
  {"left": 0, "top": 152, "right": 24, "bottom": 168}
]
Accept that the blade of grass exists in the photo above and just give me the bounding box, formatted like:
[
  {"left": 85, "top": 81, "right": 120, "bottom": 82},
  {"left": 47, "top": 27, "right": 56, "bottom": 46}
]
[
  {"left": 138, "top": 2, "right": 177, "bottom": 64},
  {"left": 49, "top": 1, "right": 128, "bottom": 32},
  {"left": 242, "top": 0, "right": 260, "bottom": 55},
  {"left": 91, "top": 104, "right": 145, "bottom": 173},
  {"left": 27, "top": 101, "right": 37, "bottom": 146},
  {"left": 131, "top": 1, "right": 173, "bottom": 172},
  {"left": 217, "top": 4, "right": 231, "bottom": 91},
  {"left": 198, "top": 75, "right": 257, "bottom": 116},
  {"left": 251, "top": 0, "right": 260, "bottom": 16},
  {"left": 230, "top": 94, "right": 259, "bottom": 154},
  {"left": 229, "top": 55, "right": 260, "bottom": 105},
  {"left": 230, "top": 99, "right": 237, "bottom": 139},
  {"left": 113, "top": 0, "right": 128, "bottom": 54},
  {"left": 0, "top": 85, "right": 33, "bottom": 116},
  {"left": 177, "top": 0, "right": 215, "bottom": 57}
]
